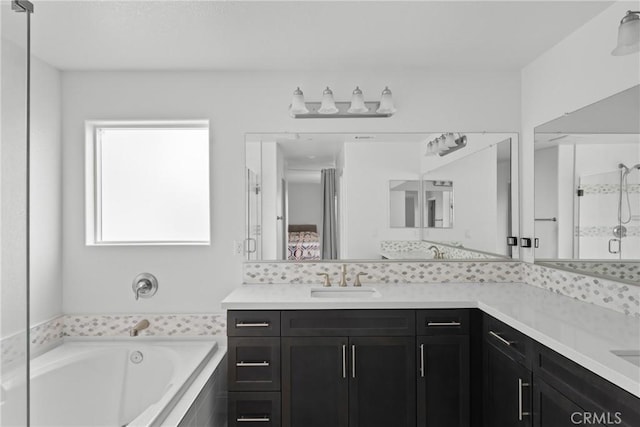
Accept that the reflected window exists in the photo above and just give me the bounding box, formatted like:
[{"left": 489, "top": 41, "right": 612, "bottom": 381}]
[{"left": 85, "top": 121, "right": 210, "bottom": 245}]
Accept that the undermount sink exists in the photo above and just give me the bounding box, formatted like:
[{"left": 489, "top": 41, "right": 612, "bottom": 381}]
[
  {"left": 611, "top": 350, "right": 640, "bottom": 367},
  {"left": 310, "top": 287, "right": 380, "bottom": 299}
]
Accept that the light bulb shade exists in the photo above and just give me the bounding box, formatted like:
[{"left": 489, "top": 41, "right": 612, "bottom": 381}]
[
  {"left": 289, "top": 87, "right": 309, "bottom": 115},
  {"left": 318, "top": 87, "right": 339, "bottom": 114},
  {"left": 612, "top": 12, "right": 640, "bottom": 56},
  {"left": 443, "top": 133, "right": 457, "bottom": 148},
  {"left": 425, "top": 142, "right": 437, "bottom": 156},
  {"left": 376, "top": 86, "right": 397, "bottom": 114},
  {"left": 348, "top": 86, "right": 369, "bottom": 113}
]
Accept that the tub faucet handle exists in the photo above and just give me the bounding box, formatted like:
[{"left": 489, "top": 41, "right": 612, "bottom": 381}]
[
  {"left": 130, "top": 319, "right": 150, "bottom": 337},
  {"left": 132, "top": 273, "right": 158, "bottom": 301}
]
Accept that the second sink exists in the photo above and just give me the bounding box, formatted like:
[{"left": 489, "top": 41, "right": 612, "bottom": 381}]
[{"left": 310, "top": 287, "right": 380, "bottom": 299}]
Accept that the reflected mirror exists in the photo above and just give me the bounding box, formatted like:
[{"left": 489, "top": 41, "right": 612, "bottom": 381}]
[
  {"left": 534, "top": 85, "right": 640, "bottom": 285},
  {"left": 389, "top": 180, "right": 420, "bottom": 228},
  {"left": 423, "top": 180, "right": 454, "bottom": 229},
  {"left": 245, "top": 132, "right": 518, "bottom": 261}
]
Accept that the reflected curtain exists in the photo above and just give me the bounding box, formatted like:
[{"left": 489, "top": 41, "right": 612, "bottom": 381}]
[{"left": 321, "top": 168, "right": 338, "bottom": 259}]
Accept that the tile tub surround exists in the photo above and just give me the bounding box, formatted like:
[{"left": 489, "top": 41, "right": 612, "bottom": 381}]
[
  {"left": 63, "top": 313, "right": 226, "bottom": 337},
  {"left": 221, "top": 281, "right": 640, "bottom": 397},
  {"left": 243, "top": 260, "right": 523, "bottom": 284},
  {"left": 1, "top": 313, "right": 226, "bottom": 367},
  {"left": 522, "top": 263, "right": 640, "bottom": 318}
]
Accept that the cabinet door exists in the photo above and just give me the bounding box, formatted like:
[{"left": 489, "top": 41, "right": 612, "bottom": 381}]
[
  {"left": 484, "top": 343, "right": 532, "bottom": 427},
  {"left": 417, "top": 336, "right": 470, "bottom": 427},
  {"left": 532, "top": 378, "right": 600, "bottom": 427},
  {"left": 281, "top": 337, "right": 348, "bottom": 427},
  {"left": 349, "top": 336, "right": 416, "bottom": 427}
]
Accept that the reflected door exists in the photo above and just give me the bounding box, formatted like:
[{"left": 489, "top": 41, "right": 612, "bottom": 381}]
[{"left": 246, "top": 168, "right": 261, "bottom": 260}]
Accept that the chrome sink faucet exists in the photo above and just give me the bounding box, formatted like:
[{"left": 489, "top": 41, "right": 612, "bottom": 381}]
[
  {"left": 130, "top": 319, "right": 150, "bottom": 337},
  {"left": 339, "top": 264, "right": 348, "bottom": 287},
  {"left": 428, "top": 245, "right": 445, "bottom": 260}
]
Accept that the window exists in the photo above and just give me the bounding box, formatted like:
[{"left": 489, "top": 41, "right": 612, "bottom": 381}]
[{"left": 86, "top": 120, "right": 210, "bottom": 245}]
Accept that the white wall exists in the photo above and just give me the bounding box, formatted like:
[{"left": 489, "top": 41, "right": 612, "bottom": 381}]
[
  {"left": 342, "top": 141, "right": 422, "bottom": 258},
  {"left": 423, "top": 146, "right": 498, "bottom": 252},
  {"left": 521, "top": 1, "right": 640, "bottom": 262},
  {"left": 61, "top": 70, "right": 520, "bottom": 314},
  {"left": 30, "top": 55, "right": 63, "bottom": 325},
  {"left": 534, "top": 147, "right": 559, "bottom": 258},
  {"left": 1, "top": 38, "right": 62, "bottom": 336}
]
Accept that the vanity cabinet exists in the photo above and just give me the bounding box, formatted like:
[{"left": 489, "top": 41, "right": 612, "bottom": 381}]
[
  {"left": 416, "top": 309, "right": 471, "bottom": 427},
  {"left": 281, "top": 310, "right": 416, "bottom": 427},
  {"left": 483, "top": 314, "right": 534, "bottom": 427}
]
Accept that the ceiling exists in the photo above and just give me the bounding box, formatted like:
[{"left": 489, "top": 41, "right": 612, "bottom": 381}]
[{"left": 23, "top": 0, "right": 616, "bottom": 71}]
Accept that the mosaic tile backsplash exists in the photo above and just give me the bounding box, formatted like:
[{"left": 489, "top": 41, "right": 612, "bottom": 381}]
[
  {"left": 522, "top": 263, "right": 639, "bottom": 317},
  {"left": 243, "top": 261, "right": 523, "bottom": 284},
  {"left": 380, "top": 240, "right": 500, "bottom": 260},
  {"left": 539, "top": 261, "right": 639, "bottom": 284}
]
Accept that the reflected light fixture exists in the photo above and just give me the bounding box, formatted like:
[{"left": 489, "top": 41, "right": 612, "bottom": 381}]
[
  {"left": 612, "top": 10, "right": 640, "bottom": 56},
  {"left": 425, "top": 133, "right": 467, "bottom": 157},
  {"left": 318, "top": 87, "right": 339, "bottom": 114},
  {"left": 288, "top": 87, "right": 309, "bottom": 115},
  {"left": 288, "top": 86, "right": 396, "bottom": 118},
  {"left": 348, "top": 86, "right": 369, "bottom": 113}
]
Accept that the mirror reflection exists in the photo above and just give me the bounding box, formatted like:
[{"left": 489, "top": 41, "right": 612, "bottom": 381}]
[
  {"left": 534, "top": 85, "right": 640, "bottom": 284},
  {"left": 245, "top": 132, "right": 517, "bottom": 261},
  {"left": 389, "top": 180, "right": 421, "bottom": 228}
]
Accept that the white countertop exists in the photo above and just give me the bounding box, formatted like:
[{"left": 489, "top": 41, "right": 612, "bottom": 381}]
[{"left": 221, "top": 282, "right": 640, "bottom": 398}]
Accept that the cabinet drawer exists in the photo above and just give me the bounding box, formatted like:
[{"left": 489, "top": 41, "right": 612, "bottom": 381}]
[
  {"left": 416, "top": 309, "right": 469, "bottom": 335},
  {"left": 229, "top": 337, "right": 281, "bottom": 391},
  {"left": 229, "top": 392, "right": 281, "bottom": 427},
  {"left": 282, "top": 310, "right": 415, "bottom": 336},
  {"left": 228, "top": 311, "right": 281, "bottom": 337},
  {"left": 483, "top": 314, "right": 532, "bottom": 367}
]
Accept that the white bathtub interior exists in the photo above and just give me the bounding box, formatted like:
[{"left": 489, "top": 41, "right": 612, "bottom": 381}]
[{"left": 26, "top": 338, "right": 218, "bottom": 427}]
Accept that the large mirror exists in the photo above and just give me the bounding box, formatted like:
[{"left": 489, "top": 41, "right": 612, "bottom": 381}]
[
  {"left": 245, "top": 132, "right": 517, "bottom": 261},
  {"left": 534, "top": 85, "right": 639, "bottom": 285}
]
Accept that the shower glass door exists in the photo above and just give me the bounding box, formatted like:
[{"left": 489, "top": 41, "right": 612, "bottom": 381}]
[
  {"left": 1, "top": 1, "right": 31, "bottom": 425},
  {"left": 577, "top": 170, "right": 640, "bottom": 259}
]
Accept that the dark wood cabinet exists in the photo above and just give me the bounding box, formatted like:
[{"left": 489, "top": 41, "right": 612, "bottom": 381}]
[
  {"left": 281, "top": 337, "right": 349, "bottom": 427},
  {"left": 532, "top": 378, "right": 588, "bottom": 427},
  {"left": 484, "top": 341, "right": 532, "bottom": 427},
  {"left": 417, "top": 335, "right": 470, "bottom": 427},
  {"left": 349, "top": 336, "right": 416, "bottom": 427}
]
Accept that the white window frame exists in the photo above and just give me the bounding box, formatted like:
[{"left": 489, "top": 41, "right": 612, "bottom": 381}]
[{"left": 85, "top": 119, "right": 211, "bottom": 246}]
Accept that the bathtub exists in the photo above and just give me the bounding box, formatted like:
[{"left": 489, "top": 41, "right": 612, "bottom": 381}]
[{"left": 28, "top": 337, "right": 218, "bottom": 427}]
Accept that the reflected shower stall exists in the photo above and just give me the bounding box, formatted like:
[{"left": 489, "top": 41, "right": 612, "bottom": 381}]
[{"left": 577, "top": 163, "right": 640, "bottom": 259}]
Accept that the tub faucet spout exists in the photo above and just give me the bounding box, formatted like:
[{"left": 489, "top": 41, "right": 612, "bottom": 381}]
[{"left": 130, "top": 319, "right": 150, "bottom": 337}]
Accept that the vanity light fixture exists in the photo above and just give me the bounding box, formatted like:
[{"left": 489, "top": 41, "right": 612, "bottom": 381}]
[
  {"left": 288, "top": 86, "right": 396, "bottom": 118},
  {"left": 612, "top": 10, "right": 640, "bottom": 56},
  {"left": 425, "top": 133, "right": 467, "bottom": 157}
]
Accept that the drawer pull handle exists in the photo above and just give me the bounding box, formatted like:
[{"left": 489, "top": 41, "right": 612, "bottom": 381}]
[
  {"left": 518, "top": 378, "right": 531, "bottom": 421},
  {"left": 236, "top": 361, "right": 270, "bottom": 367},
  {"left": 342, "top": 344, "right": 347, "bottom": 378},
  {"left": 236, "top": 322, "right": 270, "bottom": 328},
  {"left": 427, "top": 321, "right": 461, "bottom": 327},
  {"left": 488, "top": 330, "right": 514, "bottom": 347},
  {"left": 419, "top": 343, "right": 425, "bottom": 378},
  {"left": 237, "top": 416, "right": 270, "bottom": 422}
]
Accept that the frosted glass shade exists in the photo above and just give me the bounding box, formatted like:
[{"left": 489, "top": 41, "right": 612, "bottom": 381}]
[
  {"left": 289, "top": 87, "right": 309, "bottom": 115},
  {"left": 444, "top": 133, "right": 457, "bottom": 148},
  {"left": 376, "top": 86, "right": 397, "bottom": 114},
  {"left": 612, "top": 12, "right": 640, "bottom": 56},
  {"left": 348, "top": 86, "right": 369, "bottom": 113},
  {"left": 318, "top": 87, "right": 339, "bottom": 114}
]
